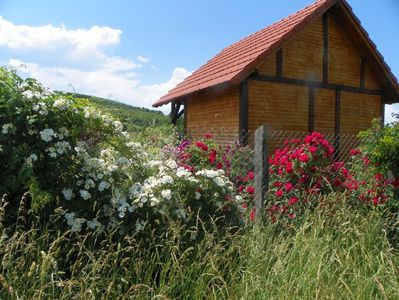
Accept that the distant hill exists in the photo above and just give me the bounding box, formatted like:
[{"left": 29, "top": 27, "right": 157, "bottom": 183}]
[{"left": 63, "top": 92, "right": 171, "bottom": 132}]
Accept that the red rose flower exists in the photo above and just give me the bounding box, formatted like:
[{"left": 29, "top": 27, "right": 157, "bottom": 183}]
[
  {"left": 246, "top": 186, "right": 255, "bottom": 194},
  {"left": 208, "top": 149, "right": 217, "bottom": 163},
  {"left": 288, "top": 196, "right": 299, "bottom": 206},
  {"left": 216, "top": 162, "right": 223, "bottom": 169},
  {"left": 285, "top": 182, "right": 294, "bottom": 192},
  {"left": 275, "top": 190, "right": 284, "bottom": 197},
  {"left": 195, "top": 141, "right": 208, "bottom": 151},
  {"left": 309, "top": 146, "right": 318, "bottom": 153},
  {"left": 299, "top": 153, "right": 309, "bottom": 163}
]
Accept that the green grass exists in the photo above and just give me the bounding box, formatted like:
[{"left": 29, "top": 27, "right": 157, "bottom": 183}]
[{"left": 1, "top": 195, "right": 398, "bottom": 299}]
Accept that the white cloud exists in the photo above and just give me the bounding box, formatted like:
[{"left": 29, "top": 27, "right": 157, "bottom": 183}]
[
  {"left": 1, "top": 16, "right": 191, "bottom": 114},
  {"left": 0, "top": 16, "right": 120, "bottom": 51},
  {"left": 137, "top": 55, "right": 150, "bottom": 64},
  {"left": 9, "top": 59, "right": 190, "bottom": 114},
  {"left": 385, "top": 104, "right": 399, "bottom": 124}
]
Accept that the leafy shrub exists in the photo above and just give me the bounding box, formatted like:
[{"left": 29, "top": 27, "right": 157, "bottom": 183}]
[
  {"left": 359, "top": 118, "right": 399, "bottom": 177},
  {"left": 171, "top": 134, "right": 256, "bottom": 219},
  {"left": 0, "top": 68, "right": 244, "bottom": 236}
]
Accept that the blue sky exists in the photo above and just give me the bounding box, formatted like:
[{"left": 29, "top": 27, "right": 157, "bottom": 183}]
[{"left": 0, "top": 0, "right": 398, "bottom": 121}]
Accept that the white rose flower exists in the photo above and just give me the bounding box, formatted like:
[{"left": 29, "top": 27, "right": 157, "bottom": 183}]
[
  {"left": 65, "top": 212, "right": 75, "bottom": 226},
  {"left": 79, "top": 190, "right": 91, "bottom": 200},
  {"left": 161, "top": 175, "right": 174, "bottom": 185},
  {"left": 39, "top": 128, "right": 56, "bottom": 142},
  {"left": 161, "top": 189, "right": 172, "bottom": 200},
  {"left": 213, "top": 177, "right": 225, "bottom": 187},
  {"left": 98, "top": 181, "right": 110, "bottom": 192},
  {"left": 166, "top": 160, "right": 178, "bottom": 169},
  {"left": 62, "top": 188, "right": 74, "bottom": 200},
  {"left": 2, "top": 123, "right": 13, "bottom": 134}
]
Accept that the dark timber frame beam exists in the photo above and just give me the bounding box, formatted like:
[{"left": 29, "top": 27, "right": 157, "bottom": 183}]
[
  {"left": 239, "top": 80, "right": 249, "bottom": 145},
  {"left": 360, "top": 57, "right": 366, "bottom": 89},
  {"left": 171, "top": 101, "right": 184, "bottom": 125},
  {"left": 323, "top": 13, "right": 329, "bottom": 86},
  {"left": 334, "top": 88, "right": 341, "bottom": 161},
  {"left": 248, "top": 73, "right": 383, "bottom": 96},
  {"left": 308, "top": 88, "right": 315, "bottom": 132}
]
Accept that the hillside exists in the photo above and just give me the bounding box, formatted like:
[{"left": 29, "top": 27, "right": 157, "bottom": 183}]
[{"left": 64, "top": 92, "right": 170, "bottom": 131}]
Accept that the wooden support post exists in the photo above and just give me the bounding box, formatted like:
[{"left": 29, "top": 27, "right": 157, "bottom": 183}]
[
  {"left": 254, "top": 125, "right": 269, "bottom": 221},
  {"left": 323, "top": 13, "right": 329, "bottom": 86},
  {"left": 334, "top": 88, "right": 341, "bottom": 161},
  {"left": 308, "top": 87, "right": 315, "bottom": 132},
  {"left": 360, "top": 57, "right": 366, "bottom": 89},
  {"left": 239, "top": 80, "right": 249, "bottom": 145},
  {"left": 183, "top": 100, "right": 187, "bottom": 135},
  {"left": 381, "top": 95, "right": 385, "bottom": 126},
  {"left": 276, "top": 49, "right": 283, "bottom": 78}
]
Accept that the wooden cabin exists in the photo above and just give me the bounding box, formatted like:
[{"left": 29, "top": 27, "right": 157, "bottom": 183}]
[{"left": 153, "top": 0, "right": 399, "bottom": 146}]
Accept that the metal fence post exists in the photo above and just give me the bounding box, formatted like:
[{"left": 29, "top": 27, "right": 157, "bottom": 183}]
[{"left": 254, "top": 125, "right": 269, "bottom": 220}]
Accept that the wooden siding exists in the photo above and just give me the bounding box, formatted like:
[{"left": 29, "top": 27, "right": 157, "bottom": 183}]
[
  {"left": 248, "top": 81, "right": 308, "bottom": 133},
  {"left": 186, "top": 86, "right": 239, "bottom": 144},
  {"left": 340, "top": 91, "right": 381, "bottom": 134},
  {"left": 314, "top": 88, "right": 335, "bottom": 133},
  {"left": 365, "top": 64, "right": 382, "bottom": 90},
  {"left": 328, "top": 14, "right": 360, "bottom": 87},
  {"left": 283, "top": 17, "right": 323, "bottom": 81},
  {"left": 256, "top": 53, "right": 276, "bottom": 76}
]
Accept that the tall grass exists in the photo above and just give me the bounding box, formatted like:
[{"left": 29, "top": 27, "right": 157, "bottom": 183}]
[{"left": 1, "top": 195, "right": 398, "bottom": 299}]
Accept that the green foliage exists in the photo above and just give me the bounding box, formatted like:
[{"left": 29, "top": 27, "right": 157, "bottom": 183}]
[
  {"left": 63, "top": 92, "right": 170, "bottom": 132},
  {"left": 359, "top": 118, "right": 399, "bottom": 176}
]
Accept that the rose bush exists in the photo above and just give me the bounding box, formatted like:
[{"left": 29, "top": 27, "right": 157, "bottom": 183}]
[
  {"left": 267, "top": 132, "right": 394, "bottom": 223},
  {"left": 0, "top": 67, "right": 244, "bottom": 236},
  {"left": 171, "top": 134, "right": 256, "bottom": 218}
]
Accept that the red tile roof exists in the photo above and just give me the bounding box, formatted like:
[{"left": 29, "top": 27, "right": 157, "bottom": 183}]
[{"left": 153, "top": 0, "right": 398, "bottom": 107}]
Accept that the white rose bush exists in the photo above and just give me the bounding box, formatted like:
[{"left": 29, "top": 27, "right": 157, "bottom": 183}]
[{"left": 0, "top": 67, "right": 244, "bottom": 238}]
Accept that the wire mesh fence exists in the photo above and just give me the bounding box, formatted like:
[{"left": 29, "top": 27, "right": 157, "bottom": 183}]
[
  {"left": 269, "top": 130, "right": 361, "bottom": 162},
  {"left": 183, "top": 125, "right": 364, "bottom": 219}
]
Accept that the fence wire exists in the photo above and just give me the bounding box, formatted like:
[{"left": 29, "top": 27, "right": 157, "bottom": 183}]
[{"left": 269, "top": 130, "right": 361, "bottom": 162}]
